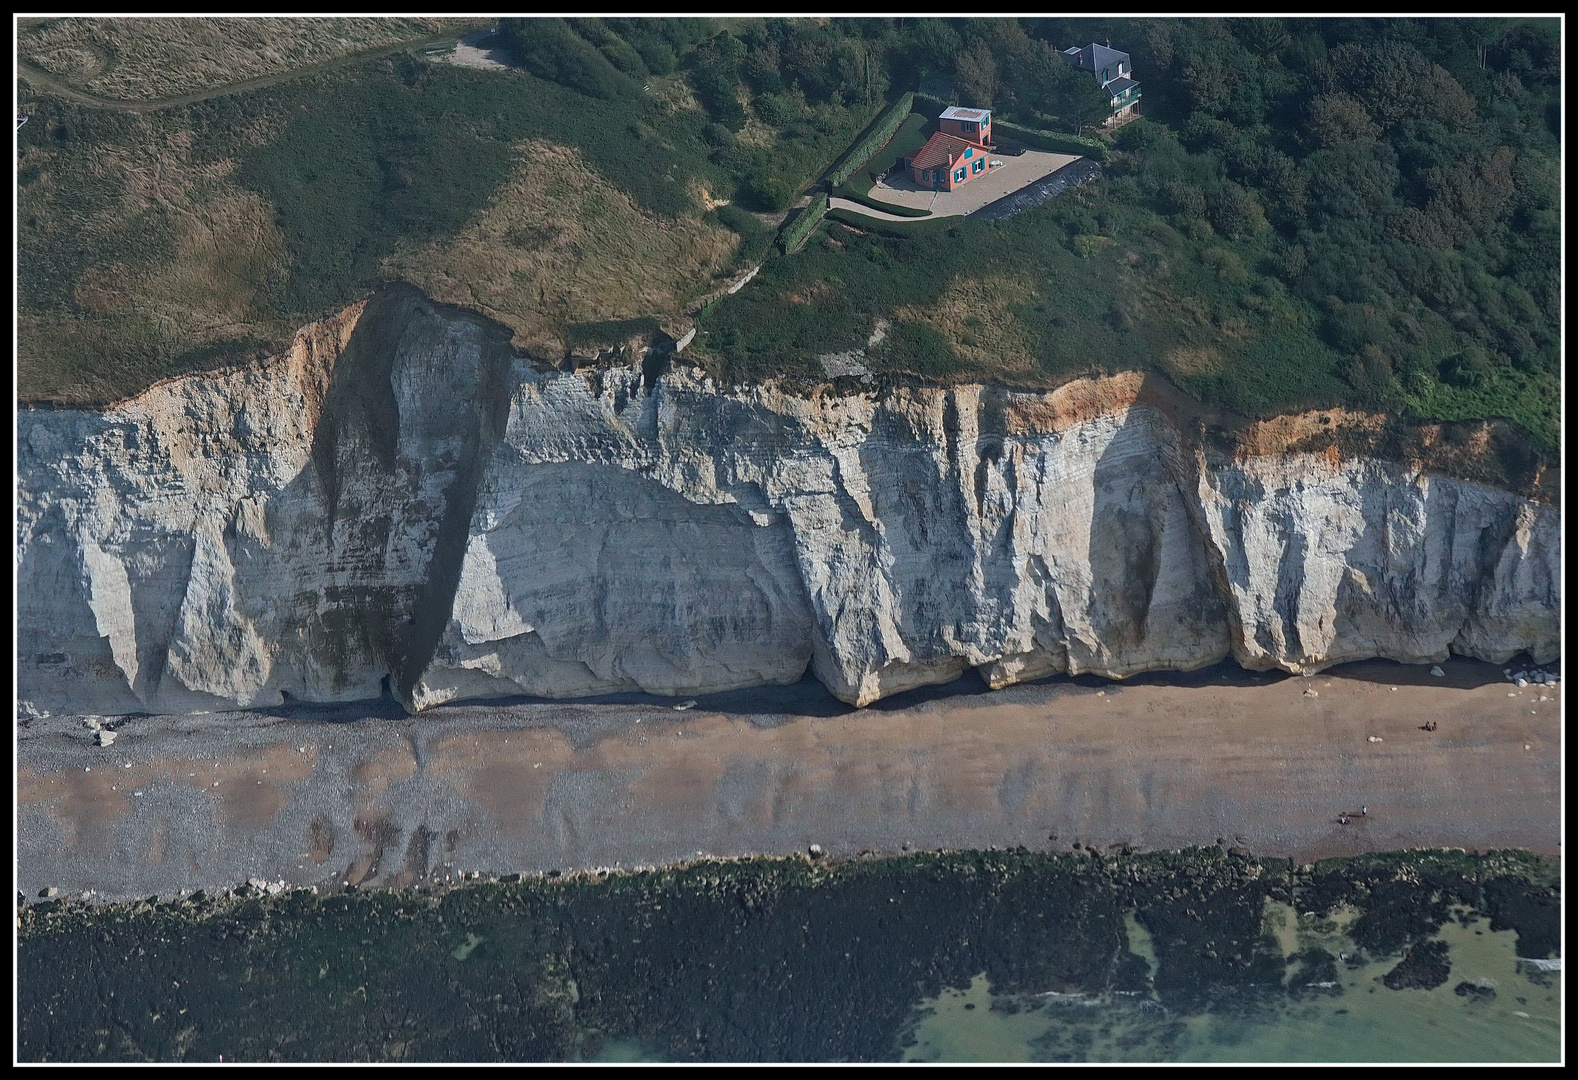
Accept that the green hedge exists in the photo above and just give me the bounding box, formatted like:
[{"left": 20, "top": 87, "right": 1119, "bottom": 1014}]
[
  {"left": 823, "top": 91, "right": 915, "bottom": 187},
  {"left": 778, "top": 191, "right": 829, "bottom": 253},
  {"left": 992, "top": 120, "right": 1108, "bottom": 162},
  {"left": 830, "top": 185, "right": 933, "bottom": 217}
]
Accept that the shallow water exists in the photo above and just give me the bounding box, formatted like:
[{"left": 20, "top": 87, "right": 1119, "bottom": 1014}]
[{"left": 901, "top": 907, "right": 1560, "bottom": 1063}]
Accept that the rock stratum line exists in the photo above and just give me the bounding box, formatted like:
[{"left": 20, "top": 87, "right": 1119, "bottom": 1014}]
[{"left": 18, "top": 285, "right": 1560, "bottom": 717}]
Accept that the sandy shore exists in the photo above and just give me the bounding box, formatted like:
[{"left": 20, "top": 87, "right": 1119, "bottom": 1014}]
[{"left": 17, "top": 658, "right": 1560, "bottom": 901}]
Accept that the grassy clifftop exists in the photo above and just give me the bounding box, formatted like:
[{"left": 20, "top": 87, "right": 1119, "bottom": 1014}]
[
  {"left": 18, "top": 18, "right": 1559, "bottom": 460},
  {"left": 17, "top": 18, "right": 884, "bottom": 406}
]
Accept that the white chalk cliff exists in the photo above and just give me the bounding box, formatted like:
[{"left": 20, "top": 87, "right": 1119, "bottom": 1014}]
[{"left": 17, "top": 287, "right": 1560, "bottom": 716}]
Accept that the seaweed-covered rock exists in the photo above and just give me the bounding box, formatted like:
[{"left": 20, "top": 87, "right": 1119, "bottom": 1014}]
[
  {"left": 1382, "top": 940, "right": 1451, "bottom": 990},
  {"left": 1483, "top": 876, "right": 1561, "bottom": 959},
  {"left": 1287, "top": 946, "right": 1339, "bottom": 990}
]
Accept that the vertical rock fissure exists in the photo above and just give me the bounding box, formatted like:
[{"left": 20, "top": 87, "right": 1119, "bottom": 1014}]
[
  {"left": 390, "top": 302, "right": 518, "bottom": 710},
  {"left": 1165, "top": 439, "right": 1251, "bottom": 668}
]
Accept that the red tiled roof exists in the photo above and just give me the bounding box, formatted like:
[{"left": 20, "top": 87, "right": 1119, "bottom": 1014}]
[{"left": 910, "top": 131, "right": 986, "bottom": 171}]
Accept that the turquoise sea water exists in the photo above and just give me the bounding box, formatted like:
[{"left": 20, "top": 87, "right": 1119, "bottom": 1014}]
[{"left": 901, "top": 906, "right": 1560, "bottom": 1063}]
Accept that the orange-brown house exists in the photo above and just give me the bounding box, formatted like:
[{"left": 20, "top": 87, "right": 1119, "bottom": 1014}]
[{"left": 909, "top": 107, "right": 993, "bottom": 191}]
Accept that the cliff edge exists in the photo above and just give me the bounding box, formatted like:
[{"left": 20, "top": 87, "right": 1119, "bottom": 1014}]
[{"left": 17, "top": 286, "right": 1560, "bottom": 715}]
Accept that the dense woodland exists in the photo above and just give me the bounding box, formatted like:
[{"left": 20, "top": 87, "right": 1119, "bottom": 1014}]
[{"left": 1119, "top": 18, "right": 1561, "bottom": 410}]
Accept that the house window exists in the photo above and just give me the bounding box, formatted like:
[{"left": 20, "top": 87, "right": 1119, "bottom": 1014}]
[
  {"left": 964, "top": 147, "right": 972, "bottom": 158},
  {"left": 972, "top": 158, "right": 984, "bottom": 174},
  {"left": 954, "top": 167, "right": 966, "bottom": 182}
]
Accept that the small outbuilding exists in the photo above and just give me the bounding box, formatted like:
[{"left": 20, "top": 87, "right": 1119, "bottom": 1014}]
[{"left": 937, "top": 105, "right": 992, "bottom": 144}]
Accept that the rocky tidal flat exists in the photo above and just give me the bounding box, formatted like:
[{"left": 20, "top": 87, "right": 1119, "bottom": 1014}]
[{"left": 17, "top": 847, "right": 1560, "bottom": 1062}]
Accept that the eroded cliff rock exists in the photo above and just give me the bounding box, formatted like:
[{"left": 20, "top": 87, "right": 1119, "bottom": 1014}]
[{"left": 17, "top": 287, "right": 1560, "bottom": 716}]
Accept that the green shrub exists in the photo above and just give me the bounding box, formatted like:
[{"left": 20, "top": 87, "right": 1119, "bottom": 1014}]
[
  {"left": 713, "top": 204, "right": 773, "bottom": 264},
  {"left": 777, "top": 191, "right": 828, "bottom": 252},
  {"left": 755, "top": 92, "right": 796, "bottom": 127},
  {"left": 628, "top": 35, "right": 676, "bottom": 75},
  {"left": 1070, "top": 234, "right": 1114, "bottom": 259},
  {"left": 1202, "top": 246, "right": 1248, "bottom": 283},
  {"left": 498, "top": 18, "right": 635, "bottom": 101},
  {"left": 1439, "top": 345, "right": 1491, "bottom": 388},
  {"left": 566, "top": 18, "right": 648, "bottom": 77},
  {"left": 690, "top": 33, "right": 748, "bottom": 131},
  {"left": 1207, "top": 182, "right": 1268, "bottom": 239},
  {"left": 1322, "top": 304, "right": 1391, "bottom": 354},
  {"left": 740, "top": 172, "right": 796, "bottom": 213},
  {"left": 714, "top": 203, "right": 766, "bottom": 238},
  {"left": 1162, "top": 180, "right": 1207, "bottom": 220},
  {"left": 874, "top": 319, "right": 957, "bottom": 377}
]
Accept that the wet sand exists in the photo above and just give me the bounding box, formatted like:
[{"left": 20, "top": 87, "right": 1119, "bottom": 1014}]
[{"left": 16, "top": 658, "right": 1560, "bottom": 901}]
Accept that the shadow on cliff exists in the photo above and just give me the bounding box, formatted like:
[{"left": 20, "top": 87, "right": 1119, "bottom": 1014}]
[
  {"left": 268, "top": 283, "right": 515, "bottom": 708},
  {"left": 237, "top": 651, "right": 1521, "bottom": 727}
]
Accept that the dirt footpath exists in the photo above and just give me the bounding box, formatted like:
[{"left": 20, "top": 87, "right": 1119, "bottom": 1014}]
[{"left": 16, "top": 658, "right": 1560, "bottom": 901}]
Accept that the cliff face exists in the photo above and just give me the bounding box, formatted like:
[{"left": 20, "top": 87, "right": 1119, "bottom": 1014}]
[{"left": 17, "top": 287, "right": 1560, "bottom": 716}]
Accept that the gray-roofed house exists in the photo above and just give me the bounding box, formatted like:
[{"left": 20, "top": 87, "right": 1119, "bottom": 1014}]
[{"left": 1061, "top": 41, "right": 1142, "bottom": 127}]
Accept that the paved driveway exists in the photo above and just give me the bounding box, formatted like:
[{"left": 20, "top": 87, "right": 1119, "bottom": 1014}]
[
  {"left": 826, "top": 197, "right": 928, "bottom": 222},
  {"left": 859, "top": 148, "right": 1082, "bottom": 219}
]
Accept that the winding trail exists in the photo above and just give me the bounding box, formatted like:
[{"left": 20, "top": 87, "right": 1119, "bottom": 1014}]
[
  {"left": 828, "top": 196, "right": 935, "bottom": 223},
  {"left": 17, "top": 24, "right": 493, "bottom": 114}
]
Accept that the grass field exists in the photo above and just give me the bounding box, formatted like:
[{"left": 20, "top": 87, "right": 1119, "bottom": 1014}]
[
  {"left": 17, "top": 51, "right": 772, "bottom": 404},
  {"left": 385, "top": 141, "right": 739, "bottom": 355},
  {"left": 16, "top": 17, "right": 462, "bottom": 100}
]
